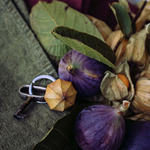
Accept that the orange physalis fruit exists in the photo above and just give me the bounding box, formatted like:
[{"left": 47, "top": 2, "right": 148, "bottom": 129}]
[{"left": 117, "top": 74, "right": 129, "bottom": 89}]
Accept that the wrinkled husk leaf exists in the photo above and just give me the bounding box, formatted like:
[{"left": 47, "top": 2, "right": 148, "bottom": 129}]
[
  {"left": 145, "top": 34, "right": 150, "bottom": 54},
  {"left": 140, "top": 64, "right": 150, "bottom": 78},
  {"left": 100, "top": 61, "right": 134, "bottom": 104},
  {"left": 106, "top": 30, "right": 123, "bottom": 51},
  {"left": 127, "top": 113, "right": 150, "bottom": 121},
  {"left": 125, "top": 28, "right": 149, "bottom": 70},
  {"left": 136, "top": 1, "right": 150, "bottom": 32},
  {"left": 86, "top": 15, "right": 112, "bottom": 41},
  {"left": 44, "top": 79, "right": 77, "bottom": 111},
  {"left": 115, "top": 38, "right": 129, "bottom": 67},
  {"left": 145, "top": 23, "right": 150, "bottom": 54},
  {"left": 130, "top": 77, "right": 150, "bottom": 115}
]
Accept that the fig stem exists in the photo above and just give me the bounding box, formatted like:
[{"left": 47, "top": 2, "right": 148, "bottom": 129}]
[
  {"left": 66, "top": 64, "right": 74, "bottom": 73},
  {"left": 119, "top": 100, "right": 130, "bottom": 112}
]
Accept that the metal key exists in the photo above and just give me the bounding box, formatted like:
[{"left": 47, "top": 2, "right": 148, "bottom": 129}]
[{"left": 14, "top": 96, "right": 33, "bottom": 119}]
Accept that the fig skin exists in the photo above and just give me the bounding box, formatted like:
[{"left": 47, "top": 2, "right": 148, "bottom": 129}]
[
  {"left": 74, "top": 105, "right": 125, "bottom": 150},
  {"left": 119, "top": 120, "right": 150, "bottom": 150},
  {"left": 58, "top": 49, "right": 108, "bottom": 97}
]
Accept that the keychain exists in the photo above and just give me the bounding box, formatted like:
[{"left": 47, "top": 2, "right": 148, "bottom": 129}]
[{"left": 14, "top": 75, "right": 56, "bottom": 119}]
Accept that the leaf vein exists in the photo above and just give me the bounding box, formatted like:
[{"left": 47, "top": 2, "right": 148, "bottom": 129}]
[
  {"left": 53, "top": 128, "right": 71, "bottom": 143},
  {"left": 40, "top": 1, "right": 59, "bottom": 26}
]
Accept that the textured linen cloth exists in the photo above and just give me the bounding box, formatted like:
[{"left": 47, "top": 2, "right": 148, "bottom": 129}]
[{"left": 0, "top": 0, "right": 69, "bottom": 149}]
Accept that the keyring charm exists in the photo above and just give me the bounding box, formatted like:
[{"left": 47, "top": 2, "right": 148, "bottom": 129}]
[
  {"left": 29, "top": 75, "right": 56, "bottom": 103},
  {"left": 14, "top": 75, "right": 56, "bottom": 119}
]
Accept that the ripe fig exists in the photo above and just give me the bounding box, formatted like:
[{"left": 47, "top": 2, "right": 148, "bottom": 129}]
[
  {"left": 58, "top": 49, "right": 108, "bottom": 97},
  {"left": 74, "top": 102, "right": 130, "bottom": 150},
  {"left": 119, "top": 120, "right": 150, "bottom": 150}
]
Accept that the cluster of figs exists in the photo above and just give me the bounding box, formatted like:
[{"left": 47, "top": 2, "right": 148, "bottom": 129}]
[{"left": 57, "top": 43, "right": 150, "bottom": 149}]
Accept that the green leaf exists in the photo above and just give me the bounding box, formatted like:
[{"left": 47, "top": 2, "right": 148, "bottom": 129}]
[
  {"left": 51, "top": 26, "right": 116, "bottom": 69},
  {"left": 32, "top": 103, "right": 95, "bottom": 150},
  {"left": 110, "top": 2, "right": 132, "bottom": 36},
  {"left": 118, "top": 0, "right": 130, "bottom": 12},
  {"left": 30, "top": 1, "right": 104, "bottom": 64}
]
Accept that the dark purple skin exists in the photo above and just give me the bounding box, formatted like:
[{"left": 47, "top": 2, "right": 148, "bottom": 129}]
[
  {"left": 58, "top": 49, "right": 108, "bottom": 97},
  {"left": 74, "top": 105, "right": 125, "bottom": 150},
  {"left": 119, "top": 120, "right": 150, "bottom": 150}
]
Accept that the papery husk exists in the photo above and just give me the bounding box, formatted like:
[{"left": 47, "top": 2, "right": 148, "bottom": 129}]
[
  {"left": 130, "top": 77, "right": 150, "bottom": 115},
  {"left": 145, "top": 34, "right": 150, "bottom": 55},
  {"left": 86, "top": 15, "right": 112, "bottom": 41},
  {"left": 136, "top": 1, "right": 150, "bottom": 32},
  {"left": 140, "top": 63, "right": 150, "bottom": 78},
  {"left": 100, "top": 61, "right": 134, "bottom": 103},
  {"left": 126, "top": 113, "right": 150, "bottom": 121},
  {"left": 44, "top": 79, "right": 77, "bottom": 111},
  {"left": 136, "top": 1, "right": 146, "bottom": 9},
  {"left": 145, "top": 23, "right": 150, "bottom": 54},
  {"left": 115, "top": 38, "right": 129, "bottom": 67},
  {"left": 106, "top": 30, "right": 123, "bottom": 51},
  {"left": 125, "top": 28, "right": 149, "bottom": 70},
  {"left": 101, "top": 71, "right": 128, "bottom": 101}
]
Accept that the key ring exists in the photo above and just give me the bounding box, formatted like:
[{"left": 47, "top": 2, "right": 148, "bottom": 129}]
[
  {"left": 14, "top": 75, "right": 56, "bottom": 119},
  {"left": 29, "top": 75, "right": 56, "bottom": 103}
]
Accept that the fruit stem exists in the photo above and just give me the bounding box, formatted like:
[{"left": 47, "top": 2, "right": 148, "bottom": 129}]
[
  {"left": 66, "top": 64, "right": 74, "bottom": 73},
  {"left": 119, "top": 100, "right": 130, "bottom": 112}
]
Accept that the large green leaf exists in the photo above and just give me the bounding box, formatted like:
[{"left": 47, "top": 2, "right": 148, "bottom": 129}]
[
  {"left": 110, "top": 2, "right": 131, "bottom": 36},
  {"left": 32, "top": 103, "right": 95, "bottom": 150},
  {"left": 30, "top": 1, "right": 104, "bottom": 64},
  {"left": 51, "top": 26, "right": 116, "bottom": 68}
]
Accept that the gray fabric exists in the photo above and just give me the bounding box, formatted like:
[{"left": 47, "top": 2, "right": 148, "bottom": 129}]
[
  {"left": 0, "top": 0, "right": 69, "bottom": 149},
  {"left": 12, "top": 0, "right": 30, "bottom": 23}
]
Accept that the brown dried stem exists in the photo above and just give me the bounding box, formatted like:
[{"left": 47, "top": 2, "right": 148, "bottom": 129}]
[
  {"left": 132, "top": 1, "right": 147, "bottom": 32},
  {"left": 114, "top": 1, "right": 147, "bottom": 53}
]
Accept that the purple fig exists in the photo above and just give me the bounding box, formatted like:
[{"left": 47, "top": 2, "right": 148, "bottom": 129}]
[
  {"left": 74, "top": 104, "right": 126, "bottom": 150},
  {"left": 119, "top": 120, "right": 150, "bottom": 150},
  {"left": 58, "top": 49, "right": 108, "bottom": 97}
]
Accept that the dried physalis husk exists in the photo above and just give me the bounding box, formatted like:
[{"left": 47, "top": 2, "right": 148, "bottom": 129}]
[
  {"left": 130, "top": 77, "right": 150, "bottom": 115},
  {"left": 145, "top": 23, "right": 150, "bottom": 54},
  {"left": 125, "top": 28, "right": 149, "bottom": 70},
  {"left": 115, "top": 38, "right": 129, "bottom": 68},
  {"left": 140, "top": 63, "right": 150, "bottom": 78},
  {"left": 127, "top": 113, "right": 150, "bottom": 121},
  {"left": 136, "top": 1, "right": 150, "bottom": 32},
  {"left": 106, "top": 30, "right": 123, "bottom": 51},
  {"left": 100, "top": 61, "right": 134, "bottom": 103},
  {"left": 44, "top": 79, "right": 77, "bottom": 111},
  {"left": 86, "top": 15, "right": 112, "bottom": 41}
]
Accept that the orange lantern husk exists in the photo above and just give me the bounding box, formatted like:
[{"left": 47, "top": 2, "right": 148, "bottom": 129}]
[{"left": 44, "top": 79, "right": 77, "bottom": 111}]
